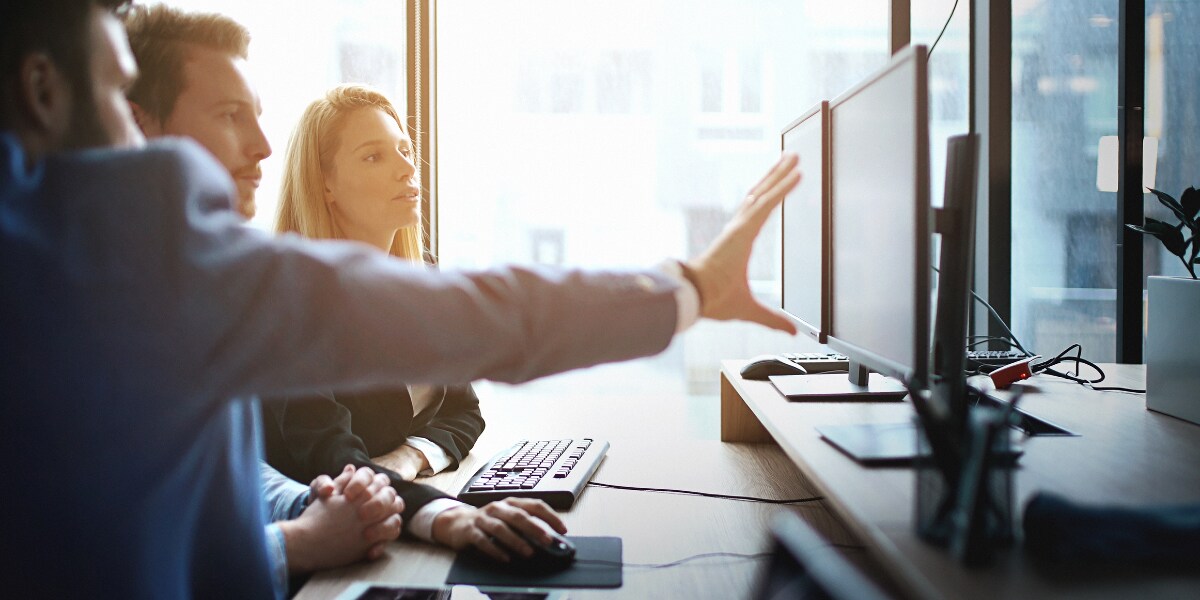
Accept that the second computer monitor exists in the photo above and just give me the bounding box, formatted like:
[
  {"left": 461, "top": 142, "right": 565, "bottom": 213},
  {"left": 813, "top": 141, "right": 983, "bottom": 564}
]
[
  {"left": 780, "top": 102, "right": 830, "bottom": 343},
  {"left": 827, "top": 45, "right": 931, "bottom": 386}
]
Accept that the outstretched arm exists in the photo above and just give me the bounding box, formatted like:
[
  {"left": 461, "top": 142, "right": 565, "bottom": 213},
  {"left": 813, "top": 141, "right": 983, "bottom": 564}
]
[{"left": 161, "top": 143, "right": 799, "bottom": 399}]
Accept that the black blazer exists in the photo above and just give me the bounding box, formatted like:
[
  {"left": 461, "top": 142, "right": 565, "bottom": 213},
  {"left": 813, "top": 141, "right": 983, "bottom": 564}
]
[{"left": 261, "top": 384, "right": 485, "bottom": 524}]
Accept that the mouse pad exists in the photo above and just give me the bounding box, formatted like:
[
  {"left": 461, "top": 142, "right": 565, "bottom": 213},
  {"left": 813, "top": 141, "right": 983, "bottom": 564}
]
[{"left": 446, "top": 535, "right": 622, "bottom": 589}]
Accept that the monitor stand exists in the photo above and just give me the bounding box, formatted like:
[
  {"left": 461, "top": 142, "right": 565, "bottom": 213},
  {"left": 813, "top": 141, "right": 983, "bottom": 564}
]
[{"left": 770, "top": 359, "right": 908, "bottom": 402}]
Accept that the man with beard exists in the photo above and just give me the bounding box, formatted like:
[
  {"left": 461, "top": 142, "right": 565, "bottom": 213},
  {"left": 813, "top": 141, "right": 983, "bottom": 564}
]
[{"left": 120, "top": 6, "right": 570, "bottom": 589}]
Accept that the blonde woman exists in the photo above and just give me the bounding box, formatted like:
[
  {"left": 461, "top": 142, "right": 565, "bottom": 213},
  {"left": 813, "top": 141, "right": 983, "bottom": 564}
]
[{"left": 264, "top": 85, "right": 565, "bottom": 562}]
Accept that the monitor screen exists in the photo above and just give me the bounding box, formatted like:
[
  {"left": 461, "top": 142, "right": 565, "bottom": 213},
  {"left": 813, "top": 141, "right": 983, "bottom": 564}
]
[
  {"left": 827, "top": 45, "right": 931, "bottom": 385},
  {"left": 780, "top": 102, "right": 830, "bottom": 343}
]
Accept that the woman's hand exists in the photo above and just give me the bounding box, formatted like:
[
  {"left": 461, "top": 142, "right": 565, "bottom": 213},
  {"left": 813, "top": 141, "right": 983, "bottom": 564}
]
[
  {"left": 430, "top": 498, "right": 567, "bottom": 562},
  {"left": 372, "top": 444, "right": 431, "bottom": 481}
]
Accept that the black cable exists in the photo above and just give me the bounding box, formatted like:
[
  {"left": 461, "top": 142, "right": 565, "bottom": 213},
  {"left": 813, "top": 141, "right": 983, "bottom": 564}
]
[
  {"left": 966, "top": 336, "right": 1021, "bottom": 350},
  {"left": 969, "top": 288, "right": 1032, "bottom": 356},
  {"left": 934, "top": 266, "right": 1032, "bottom": 355},
  {"left": 1034, "top": 344, "right": 1099, "bottom": 381},
  {"left": 1031, "top": 344, "right": 1146, "bottom": 394},
  {"left": 1084, "top": 384, "right": 1147, "bottom": 394},
  {"left": 955, "top": 294, "right": 1142, "bottom": 393},
  {"left": 575, "top": 543, "right": 867, "bottom": 570},
  {"left": 575, "top": 552, "right": 773, "bottom": 570},
  {"left": 928, "top": 0, "right": 960, "bottom": 56},
  {"left": 587, "top": 481, "right": 823, "bottom": 505}
]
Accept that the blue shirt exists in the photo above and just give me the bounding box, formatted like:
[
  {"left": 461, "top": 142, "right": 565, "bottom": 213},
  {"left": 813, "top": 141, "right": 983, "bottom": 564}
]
[
  {"left": 0, "top": 133, "right": 677, "bottom": 598},
  {"left": 260, "top": 461, "right": 310, "bottom": 594}
]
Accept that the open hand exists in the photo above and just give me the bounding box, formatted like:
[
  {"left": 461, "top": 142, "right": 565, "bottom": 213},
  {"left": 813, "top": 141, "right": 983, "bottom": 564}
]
[{"left": 685, "top": 153, "right": 801, "bottom": 334}]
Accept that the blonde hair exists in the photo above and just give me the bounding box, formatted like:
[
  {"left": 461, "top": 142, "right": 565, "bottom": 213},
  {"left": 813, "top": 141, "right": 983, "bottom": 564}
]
[{"left": 276, "top": 85, "right": 424, "bottom": 262}]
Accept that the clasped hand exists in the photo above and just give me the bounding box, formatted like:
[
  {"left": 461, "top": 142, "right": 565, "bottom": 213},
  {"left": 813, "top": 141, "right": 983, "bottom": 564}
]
[{"left": 280, "top": 465, "right": 405, "bottom": 573}]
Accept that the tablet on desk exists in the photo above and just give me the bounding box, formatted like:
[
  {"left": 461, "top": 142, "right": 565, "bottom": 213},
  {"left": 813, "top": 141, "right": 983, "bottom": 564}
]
[
  {"left": 817, "top": 422, "right": 1025, "bottom": 466},
  {"left": 817, "top": 422, "right": 927, "bottom": 465},
  {"left": 337, "top": 583, "right": 567, "bottom": 600},
  {"left": 769, "top": 373, "right": 907, "bottom": 402}
]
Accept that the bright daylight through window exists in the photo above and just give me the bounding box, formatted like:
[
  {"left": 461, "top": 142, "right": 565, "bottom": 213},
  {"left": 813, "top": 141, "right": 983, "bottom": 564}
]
[{"left": 438, "top": 1, "right": 968, "bottom": 406}]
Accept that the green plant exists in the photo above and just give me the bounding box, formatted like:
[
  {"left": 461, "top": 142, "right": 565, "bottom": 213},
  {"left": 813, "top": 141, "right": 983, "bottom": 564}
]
[{"left": 1127, "top": 186, "right": 1199, "bottom": 279}]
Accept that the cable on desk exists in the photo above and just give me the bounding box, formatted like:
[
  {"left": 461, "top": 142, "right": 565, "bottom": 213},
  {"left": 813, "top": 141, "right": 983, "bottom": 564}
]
[
  {"left": 1082, "top": 384, "right": 1148, "bottom": 394},
  {"left": 576, "top": 551, "right": 772, "bottom": 570},
  {"left": 587, "top": 481, "right": 823, "bottom": 505},
  {"left": 576, "top": 543, "right": 867, "bottom": 570},
  {"left": 951, "top": 294, "right": 1148, "bottom": 394},
  {"left": 1032, "top": 344, "right": 1147, "bottom": 394}
]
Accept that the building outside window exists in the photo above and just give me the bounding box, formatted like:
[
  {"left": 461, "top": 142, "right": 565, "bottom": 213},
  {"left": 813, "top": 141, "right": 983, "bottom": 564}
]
[{"left": 1011, "top": 0, "right": 1198, "bottom": 361}]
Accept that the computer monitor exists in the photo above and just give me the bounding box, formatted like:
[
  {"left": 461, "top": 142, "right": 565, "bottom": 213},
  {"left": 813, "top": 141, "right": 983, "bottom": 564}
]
[
  {"left": 780, "top": 102, "right": 831, "bottom": 343},
  {"left": 827, "top": 44, "right": 931, "bottom": 388},
  {"left": 931, "top": 133, "right": 980, "bottom": 429}
]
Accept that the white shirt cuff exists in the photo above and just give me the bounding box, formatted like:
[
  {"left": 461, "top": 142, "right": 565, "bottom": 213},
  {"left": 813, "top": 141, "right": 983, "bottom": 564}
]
[
  {"left": 657, "top": 260, "right": 701, "bottom": 333},
  {"left": 404, "top": 437, "right": 453, "bottom": 475},
  {"left": 408, "top": 498, "right": 469, "bottom": 542}
]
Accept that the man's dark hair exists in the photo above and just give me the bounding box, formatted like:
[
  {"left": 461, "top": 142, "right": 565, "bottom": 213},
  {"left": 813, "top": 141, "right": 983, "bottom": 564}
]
[{"left": 0, "top": 0, "right": 130, "bottom": 130}]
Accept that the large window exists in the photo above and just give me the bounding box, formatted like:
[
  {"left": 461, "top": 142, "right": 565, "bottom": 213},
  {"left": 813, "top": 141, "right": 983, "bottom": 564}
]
[
  {"left": 145, "top": 1, "right": 1195, "bottom": 393},
  {"left": 156, "top": 0, "right": 407, "bottom": 231},
  {"left": 1145, "top": 2, "right": 1200, "bottom": 283},
  {"left": 437, "top": 1, "right": 900, "bottom": 403},
  {"left": 1010, "top": 0, "right": 1198, "bottom": 361}
]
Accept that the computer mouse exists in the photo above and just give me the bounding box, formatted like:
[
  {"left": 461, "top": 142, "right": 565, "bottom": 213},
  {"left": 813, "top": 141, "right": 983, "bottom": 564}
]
[
  {"left": 739, "top": 354, "right": 808, "bottom": 381},
  {"left": 509, "top": 529, "right": 576, "bottom": 573}
]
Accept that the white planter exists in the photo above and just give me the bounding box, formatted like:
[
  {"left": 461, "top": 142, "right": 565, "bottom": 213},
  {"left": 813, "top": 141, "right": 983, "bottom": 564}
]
[{"left": 1146, "top": 276, "right": 1200, "bottom": 425}]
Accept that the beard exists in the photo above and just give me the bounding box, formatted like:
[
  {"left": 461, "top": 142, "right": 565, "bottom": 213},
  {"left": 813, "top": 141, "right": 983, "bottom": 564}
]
[
  {"left": 58, "top": 85, "right": 112, "bottom": 152},
  {"left": 236, "top": 193, "right": 257, "bottom": 220}
]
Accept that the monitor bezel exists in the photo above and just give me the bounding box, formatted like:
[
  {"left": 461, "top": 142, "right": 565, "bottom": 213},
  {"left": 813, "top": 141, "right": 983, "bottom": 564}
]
[
  {"left": 779, "top": 101, "right": 831, "bottom": 344},
  {"left": 824, "top": 44, "right": 931, "bottom": 387}
]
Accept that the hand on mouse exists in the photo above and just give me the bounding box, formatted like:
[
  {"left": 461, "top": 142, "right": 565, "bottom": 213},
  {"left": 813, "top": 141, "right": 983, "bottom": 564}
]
[{"left": 431, "top": 498, "right": 567, "bottom": 562}]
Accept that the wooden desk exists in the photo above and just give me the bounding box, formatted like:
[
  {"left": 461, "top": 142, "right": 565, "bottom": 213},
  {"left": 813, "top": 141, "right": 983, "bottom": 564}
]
[
  {"left": 298, "top": 391, "right": 871, "bottom": 599},
  {"left": 721, "top": 361, "right": 1200, "bottom": 599}
]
